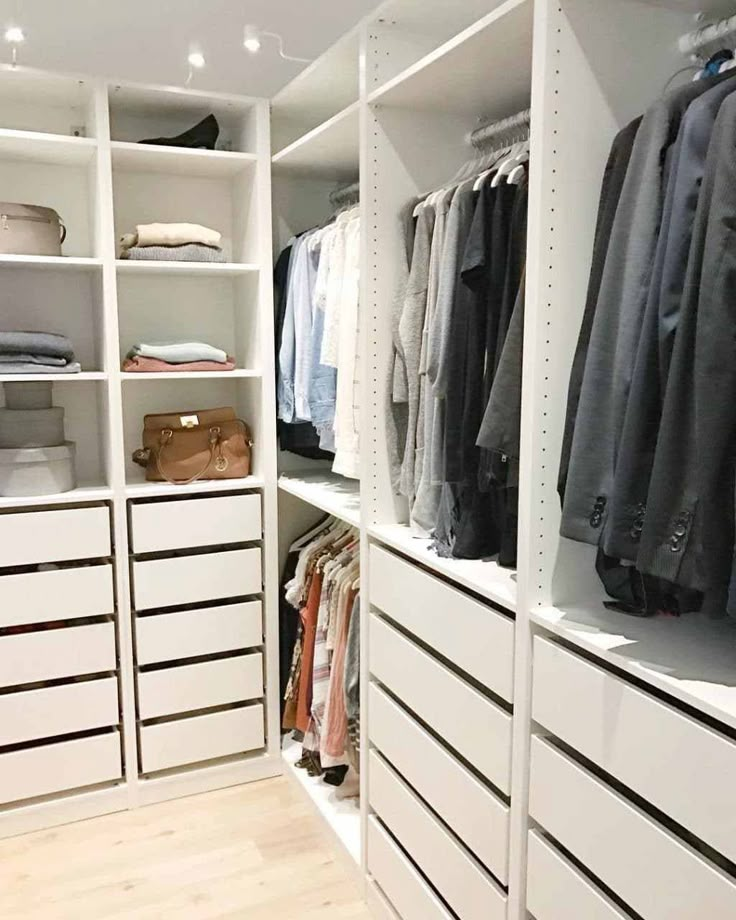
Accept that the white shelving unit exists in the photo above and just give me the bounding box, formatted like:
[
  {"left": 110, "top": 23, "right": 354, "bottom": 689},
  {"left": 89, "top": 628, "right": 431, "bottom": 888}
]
[{"left": 279, "top": 471, "right": 361, "bottom": 528}]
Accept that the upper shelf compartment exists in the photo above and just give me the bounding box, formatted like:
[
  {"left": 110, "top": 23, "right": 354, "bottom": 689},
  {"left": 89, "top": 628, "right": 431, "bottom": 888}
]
[
  {"left": 0, "top": 65, "right": 97, "bottom": 138},
  {"left": 270, "top": 31, "right": 360, "bottom": 154},
  {"left": 272, "top": 102, "right": 359, "bottom": 180},
  {"left": 108, "top": 82, "right": 260, "bottom": 155},
  {"left": 111, "top": 142, "right": 256, "bottom": 179},
  {"left": 368, "top": 0, "right": 533, "bottom": 118}
]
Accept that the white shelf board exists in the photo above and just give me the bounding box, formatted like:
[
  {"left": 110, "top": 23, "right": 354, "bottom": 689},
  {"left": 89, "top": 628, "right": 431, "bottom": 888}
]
[
  {"left": 115, "top": 259, "right": 259, "bottom": 277},
  {"left": 0, "top": 483, "right": 113, "bottom": 510},
  {"left": 0, "top": 371, "right": 106, "bottom": 382},
  {"left": 278, "top": 471, "right": 360, "bottom": 527},
  {"left": 126, "top": 475, "right": 264, "bottom": 499},
  {"left": 0, "top": 129, "right": 97, "bottom": 166},
  {"left": 367, "top": 0, "right": 533, "bottom": 117},
  {"left": 282, "top": 737, "right": 361, "bottom": 868},
  {"left": 110, "top": 141, "right": 257, "bottom": 177},
  {"left": 532, "top": 601, "right": 736, "bottom": 732},
  {"left": 368, "top": 523, "right": 517, "bottom": 612},
  {"left": 272, "top": 102, "right": 360, "bottom": 180},
  {"left": 121, "top": 369, "right": 261, "bottom": 381},
  {"left": 0, "top": 254, "right": 102, "bottom": 272}
]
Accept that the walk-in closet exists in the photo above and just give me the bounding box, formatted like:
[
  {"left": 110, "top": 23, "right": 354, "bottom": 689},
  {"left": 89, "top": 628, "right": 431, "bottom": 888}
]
[{"left": 1, "top": 1, "right": 736, "bottom": 918}]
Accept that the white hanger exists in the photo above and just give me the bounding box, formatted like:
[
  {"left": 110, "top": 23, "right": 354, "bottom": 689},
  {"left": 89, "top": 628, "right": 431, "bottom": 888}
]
[{"left": 492, "top": 137, "right": 530, "bottom": 187}]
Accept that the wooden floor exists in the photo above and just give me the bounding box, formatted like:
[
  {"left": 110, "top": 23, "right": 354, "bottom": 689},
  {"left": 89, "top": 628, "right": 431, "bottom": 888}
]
[{"left": 0, "top": 777, "right": 371, "bottom": 919}]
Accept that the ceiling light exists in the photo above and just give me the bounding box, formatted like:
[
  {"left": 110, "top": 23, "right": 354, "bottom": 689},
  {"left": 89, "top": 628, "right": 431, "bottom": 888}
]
[
  {"left": 187, "top": 51, "right": 205, "bottom": 69},
  {"left": 4, "top": 26, "right": 25, "bottom": 44},
  {"left": 242, "top": 25, "right": 312, "bottom": 63},
  {"left": 243, "top": 25, "right": 261, "bottom": 54}
]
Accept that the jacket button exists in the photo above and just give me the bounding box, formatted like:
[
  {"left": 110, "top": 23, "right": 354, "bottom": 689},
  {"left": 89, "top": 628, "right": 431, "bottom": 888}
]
[{"left": 590, "top": 512, "right": 602, "bottom": 528}]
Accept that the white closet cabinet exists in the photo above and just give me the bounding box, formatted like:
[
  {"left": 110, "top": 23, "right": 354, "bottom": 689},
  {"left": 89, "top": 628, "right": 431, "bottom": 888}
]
[{"left": 0, "top": 69, "right": 280, "bottom": 839}]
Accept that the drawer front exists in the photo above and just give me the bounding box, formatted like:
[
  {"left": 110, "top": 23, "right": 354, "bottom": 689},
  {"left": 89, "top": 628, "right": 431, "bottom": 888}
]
[
  {"left": 0, "top": 622, "right": 116, "bottom": 688},
  {"left": 136, "top": 601, "right": 262, "bottom": 665},
  {"left": 133, "top": 547, "right": 262, "bottom": 610},
  {"left": 140, "top": 704, "right": 264, "bottom": 773},
  {"left": 0, "top": 506, "right": 110, "bottom": 567},
  {"left": 137, "top": 654, "right": 263, "bottom": 719},
  {"left": 527, "top": 830, "right": 629, "bottom": 920},
  {"left": 533, "top": 637, "right": 736, "bottom": 863},
  {"left": 131, "top": 493, "right": 262, "bottom": 554},
  {"left": 370, "top": 545, "right": 514, "bottom": 701},
  {"left": 529, "top": 737, "right": 736, "bottom": 920},
  {"left": 370, "top": 751, "right": 506, "bottom": 920},
  {"left": 370, "top": 615, "right": 512, "bottom": 793},
  {"left": 0, "top": 564, "right": 114, "bottom": 629},
  {"left": 368, "top": 817, "right": 454, "bottom": 920},
  {"left": 369, "top": 683, "right": 508, "bottom": 878},
  {"left": 0, "top": 677, "right": 119, "bottom": 747},
  {"left": 0, "top": 732, "right": 122, "bottom": 806}
]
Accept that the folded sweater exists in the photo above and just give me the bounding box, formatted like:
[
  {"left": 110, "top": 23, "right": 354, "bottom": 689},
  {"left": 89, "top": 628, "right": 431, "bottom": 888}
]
[
  {"left": 0, "top": 353, "right": 68, "bottom": 367},
  {"left": 120, "top": 243, "right": 226, "bottom": 263},
  {"left": 123, "top": 355, "right": 235, "bottom": 373},
  {"left": 122, "top": 222, "right": 222, "bottom": 249},
  {"left": 0, "top": 361, "right": 81, "bottom": 374},
  {"left": 0, "top": 331, "right": 74, "bottom": 361},
  {"left": 128, "top": 342, "right": 228, "bottom": 364}
]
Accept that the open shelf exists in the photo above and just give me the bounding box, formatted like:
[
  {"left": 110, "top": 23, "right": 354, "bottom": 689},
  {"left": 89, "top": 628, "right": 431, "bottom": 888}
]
[
  {"left": 369, "top": 523, "right": 517, "bottom": 612},
  {"left": 282, "top": 736, "right": 361, "bottom": 869},
  {"left": 121, "top": 370, "right": 260, "bottom": 381},
  {"left": 0, "top": 129, "right": 96, "bottom": 166},
  {"left": 278, "top": 470, "right": 360, "bottom": 527},
  {"left": 0, "top": 255, "right": 102, "bottom": 272},
  {"left": 272, "top": 102, "right": 359, "bottom": 180},
  {"left": 111, "top": 141, "right": 257, "bottom": 178},
  {"left": 0, "top": 372, "right": 106, "bottom": 382},
  {"left": 115, "top": 259, "right": 259, "bottom": 277},
  {"left": 367, "top": 0, "right": 533, "bottom": 118},
  {"left": 532, "top": 601, "right": 736, "bottom": 732},
  {"left": 126, "top": 475, "right": 264, "bottom": 499},
  {"left": 0, "top": 482, "right": 113, "bottom": 510}
]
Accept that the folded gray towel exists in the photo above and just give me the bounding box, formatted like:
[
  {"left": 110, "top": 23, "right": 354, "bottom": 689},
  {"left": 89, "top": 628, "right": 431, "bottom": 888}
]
[
  {"left": 120, "top": 243, "right": 226, "bottom": 263},
  {"left": 0, "top": 331, "right": 74, "bottom": 361},
  {"left": 0, "top": 361, "right": 81, "bottom": 374},
  {"left": 128, "top": 342, "right": 228, "bottom": 364},
  {"left": 0, "top": 353, "right": 68, "bottom": 367}
]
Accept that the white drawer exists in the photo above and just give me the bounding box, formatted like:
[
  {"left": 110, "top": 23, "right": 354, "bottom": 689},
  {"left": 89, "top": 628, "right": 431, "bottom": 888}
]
[
  {"left": 370, "top": 751, "right": 506, "bottom": 920},
  {"left": 533, "top": 636, "right": 736, "bottom": 864},
  {"left": 370, "top": 615, "right": 512, "bottom": 793},
  {"left": 136, "top": 601, "right": 262, "bottom": 665},
  {"left": 0, "top": 505, "right": 110, "bottom": 567},
  {"left": 529, "top": 737, "right": 736, "bottom": 920},
  {"left": 137, "top": 654, "right": 263, "bottom": 719},
  {"left": 370, "top": 545, "right": 514, "bottom": 701},
  {"left": 0, "top": 564, "right": 114, "bottom": 629},
  {"left": 0, "top": 622, "right": 116, "bottom": 688},
  {"left": 368, "top": 816, "right": 454, "bottom": 920},
  {"left": 527, "top": 830, "right": 629, "bottom": 920},
  {"left": 369, "top": 683, "right": 508, "bottom": 878},
  {"left": 133, "top": 547, "right": 261, "bottom": 610},
  {"left": 140, "top": 704, "right": 264, "bottom": 773},
  {"left": 130, "top": 493, "right": 261, "bottom": 554},
  {"left": 0, "top": 677, "right": 119, "bottom": 747},
  {"left": 0, "top": 731, "right": 122, "bottom": 806}
]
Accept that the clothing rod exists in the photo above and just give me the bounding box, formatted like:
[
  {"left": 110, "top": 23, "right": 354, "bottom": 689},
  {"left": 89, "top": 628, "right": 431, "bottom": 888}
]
[
  {"left": 330, "top": 181, "right": 360, "bottom": 206},
  {"left": 679, "top": 13, "right": 736, "bottom": 56},
  {"left": 469, "top": 108, "right": 530, "bottom": 149}
]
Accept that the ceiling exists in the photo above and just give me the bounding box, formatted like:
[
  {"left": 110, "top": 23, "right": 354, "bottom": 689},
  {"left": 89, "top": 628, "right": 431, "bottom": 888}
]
[{"left": 0, "top": 0, "right": 383, "bottom": 97}]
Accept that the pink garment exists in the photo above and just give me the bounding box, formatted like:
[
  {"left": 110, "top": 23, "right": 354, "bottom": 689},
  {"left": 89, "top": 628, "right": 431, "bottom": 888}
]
[{"left": 122, "top": 355, "right": 235, "bottom": 373}]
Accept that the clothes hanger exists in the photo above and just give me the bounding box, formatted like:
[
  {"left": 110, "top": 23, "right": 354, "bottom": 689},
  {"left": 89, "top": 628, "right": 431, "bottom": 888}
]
[
  {"left": 289, "top": 514, "right": 334, "bottom": 552},
  {"left": 491, "top": 134, "right": 530, "bottom": 187}
]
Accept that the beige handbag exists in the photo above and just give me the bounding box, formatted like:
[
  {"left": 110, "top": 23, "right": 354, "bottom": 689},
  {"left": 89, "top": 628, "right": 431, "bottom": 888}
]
[
  {"left": 0, "top": 203, "right": 66, "bottom": 256},
  {"left": 132, "top": 407, "right": 252, "bottom": 485}
]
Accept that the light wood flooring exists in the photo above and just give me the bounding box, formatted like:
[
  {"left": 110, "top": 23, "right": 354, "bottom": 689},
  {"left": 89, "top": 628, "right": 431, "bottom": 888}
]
[{"left": 0, "top": 777, "right": 371, "bottom": 919}]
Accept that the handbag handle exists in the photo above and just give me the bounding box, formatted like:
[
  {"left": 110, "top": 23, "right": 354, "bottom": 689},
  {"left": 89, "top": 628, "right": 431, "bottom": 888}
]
[
  {"left": 59, "top": 220, "right": 67, "bottom": 245},
  {"left": 156, "top": 426, "right": 221, "bottom": 485}
]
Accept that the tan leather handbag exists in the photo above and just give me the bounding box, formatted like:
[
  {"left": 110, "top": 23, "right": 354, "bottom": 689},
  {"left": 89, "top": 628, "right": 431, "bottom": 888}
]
[
  {"left": 0, "top": 203, "right": 66, "bottom": 256},
  {"left": 132, "top": 407, "right": 252, "bottom": 484}
]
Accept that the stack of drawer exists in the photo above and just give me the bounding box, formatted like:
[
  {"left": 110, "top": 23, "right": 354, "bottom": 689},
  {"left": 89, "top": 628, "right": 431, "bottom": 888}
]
[
  {"left": 0, "top": 505, "right": 122, "bottom": 807},
  {"left": 367, "top": 544, "right": 515, "bottom": 920},
  {"left": 129, "top": 492, "right": 266, "bottom": 774},
  {"left": 528, "top": 636, "right": 736, "bottom": 920}
]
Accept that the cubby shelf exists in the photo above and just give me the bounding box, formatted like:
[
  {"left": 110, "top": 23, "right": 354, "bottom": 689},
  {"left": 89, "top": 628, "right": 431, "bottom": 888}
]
[
  {"left": 272, "top": 102, "right": 360, "bottom": 180},
  {"left": 0, "top": 128, "right": 97, "bottom": 166},
  {"left": 121, "top": 370, "right": 261, "bottom": 381},
  {"left": 114, "top": 259, "right": 260, "bottom": 276},
  {"left": 278, "top": 470, "right": 360, "bottom": 527},
  {"left": 125, "top": 476, "right": 265, "bottom": 499},
  {"left": 0, "top": 372, "right": 106, "bottom": 382},
  {"left": 110, "top": 141, "right": 257, "bottom": 178},
  {"left": 0, "top": 483, "right": 113, "bottom": 510},
  {"left": 0, "top": 255, "right": 102, "bottom": 272}
]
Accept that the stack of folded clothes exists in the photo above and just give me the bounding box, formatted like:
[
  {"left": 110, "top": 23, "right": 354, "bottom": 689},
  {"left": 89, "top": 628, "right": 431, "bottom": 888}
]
[
  {"left": 0, "top": 331, "right": 81, "bottom": 374},
  {"left": 119, "top": 222, "right": 227, "bottom": 262},
  {"left": 122, "top": 341, "right": 235, "bottom": 373}
]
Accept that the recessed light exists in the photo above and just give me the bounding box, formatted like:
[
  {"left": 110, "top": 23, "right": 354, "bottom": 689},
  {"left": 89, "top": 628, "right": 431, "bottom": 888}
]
[
  {"left": 243, "top": 25, "right": 261, "bottom": 54},
  {"left": 187, "top": 51, "right": 205, "bottom": 69},
  {"left": 4, "top": 26, "right": 25, "bottom": 43}
]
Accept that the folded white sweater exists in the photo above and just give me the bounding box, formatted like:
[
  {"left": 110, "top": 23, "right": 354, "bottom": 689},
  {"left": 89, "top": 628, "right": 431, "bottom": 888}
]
[
  {"left": 122, "top": 223, "right": 222, "bottom": 249},
  {"left": 129, "top": 342, "right": 228, "bottom": 364}
]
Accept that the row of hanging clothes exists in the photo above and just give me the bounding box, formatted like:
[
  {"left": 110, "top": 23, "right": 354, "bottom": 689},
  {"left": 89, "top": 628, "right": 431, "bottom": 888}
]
[
  {"left": 559, "top": 44, "right": 736, "bottom": 618},
  {"left": 387, "top": 109, "right": 530, "bottom": 564},
  {"left": 280, "top": 515, "right": 361, "bottom": 795},
  {"left": 274, "top": 183, "right": 361, "bottom": 479}
]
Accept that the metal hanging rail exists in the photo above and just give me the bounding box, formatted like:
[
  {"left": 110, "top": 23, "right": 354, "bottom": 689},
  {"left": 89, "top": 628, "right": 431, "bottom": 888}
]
[
  {"left": 330, "top": 181, "right": 360, "bottom": 207},
  {"left": 469, "top": 108, "right": 531, "bottom": 150},
  {"left": 679, "top": 12, "right": 736, "bottom": 56}
]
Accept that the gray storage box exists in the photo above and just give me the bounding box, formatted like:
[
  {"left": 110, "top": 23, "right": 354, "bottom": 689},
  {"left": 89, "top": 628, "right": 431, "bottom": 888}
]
[
  {"left": 0, "top": 441, "right": 76, "bottom": 496},
  {"left": 0, "top": 406, "right": 65, "bottom": 448},
  {"left": 3, "top": 381, "right": 53, "bottom": 410}
]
